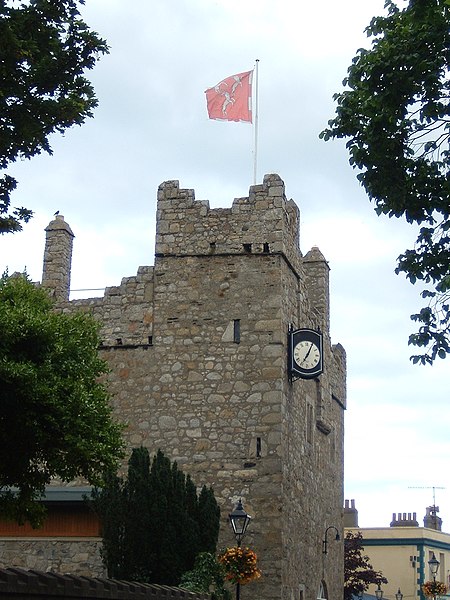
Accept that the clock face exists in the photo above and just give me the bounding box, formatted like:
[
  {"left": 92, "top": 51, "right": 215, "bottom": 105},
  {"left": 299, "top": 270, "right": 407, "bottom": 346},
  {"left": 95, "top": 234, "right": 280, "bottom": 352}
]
[
  {"left": 288, "top": 327, "right": 323, "bottom": 380},
  {"left": 293, "top": 340, "right": 321, "bottom": 370}
]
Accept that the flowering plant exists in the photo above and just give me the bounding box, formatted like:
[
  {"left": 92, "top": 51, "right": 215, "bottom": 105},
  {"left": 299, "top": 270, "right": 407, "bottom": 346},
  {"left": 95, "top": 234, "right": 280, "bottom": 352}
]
[
  {"left": 218, "top": 546, "right": 261, "bottom": 585},
  {"left": 422, "top": 581, "right": 448, "bottom": 597}
]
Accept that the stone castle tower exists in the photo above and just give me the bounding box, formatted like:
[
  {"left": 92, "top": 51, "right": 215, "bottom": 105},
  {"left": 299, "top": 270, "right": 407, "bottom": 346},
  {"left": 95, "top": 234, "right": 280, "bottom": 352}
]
[{"left": 39, "top": 174, "right": 346, "bottom": 600}]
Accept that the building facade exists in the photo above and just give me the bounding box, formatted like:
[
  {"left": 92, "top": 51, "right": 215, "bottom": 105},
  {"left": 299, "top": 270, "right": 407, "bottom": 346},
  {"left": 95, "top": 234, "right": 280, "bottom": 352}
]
[
  {"left": 344, "top": 501, "right": 450, "bottom": 600},
  {"left": 1, "top": 174, "right": 346, "bottom": 600}
]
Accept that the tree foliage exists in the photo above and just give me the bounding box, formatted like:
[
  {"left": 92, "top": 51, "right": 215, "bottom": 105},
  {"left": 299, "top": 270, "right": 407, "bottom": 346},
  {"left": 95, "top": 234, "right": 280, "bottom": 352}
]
[
  {"left": 180, "top": 552, "right": 231, "bottom": 600},
  {"left": 0, "top": 0, "right": 109, "bottom": 233},
  {"left": 91, "top": 448, "right": 221, "bottom": 586},
  {"left": 344, "top": 531, "right": 388, "bottom": 600},
  {"left": 321, "top": 0, "right": 450, "bottom": 364},
  {"left": 0, "top": 273, "right": 124, "bottom": 526}
]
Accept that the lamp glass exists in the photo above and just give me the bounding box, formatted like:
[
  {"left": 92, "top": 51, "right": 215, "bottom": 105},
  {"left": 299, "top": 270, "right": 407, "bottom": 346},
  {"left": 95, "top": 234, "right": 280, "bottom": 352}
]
[
  {"left": 428, "top": 553, "right": 440, "bottom": 576},
  {"left": 231, "top": 514, "right": 250, "bottom": 536},
  {"left": 229, "top": 499, "right": 251, "bottom": 540}
]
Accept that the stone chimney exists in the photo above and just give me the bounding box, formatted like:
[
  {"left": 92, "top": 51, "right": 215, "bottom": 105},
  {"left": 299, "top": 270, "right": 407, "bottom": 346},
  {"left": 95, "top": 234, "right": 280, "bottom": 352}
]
[
  {"left": 390, "top": 512, "right": 419, "bottom": 527},
  {"left": 424, "top": 506, "right": 442, "bottom": 531},
  {"left": 344, "top": 499, "right": 358, "bottom": 527},
  {"left": 42, "top": 214, "right": 74, "bottom": 302}
]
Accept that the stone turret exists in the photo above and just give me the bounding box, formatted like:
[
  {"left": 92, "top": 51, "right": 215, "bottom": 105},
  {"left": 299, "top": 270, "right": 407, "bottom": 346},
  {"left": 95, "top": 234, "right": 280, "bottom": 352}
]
[
  {"left": 303, "top": 245, "right": 330, "bottom": 334},
  {"left": 42, "top": 214, "right": 74, "bottom": 302}
]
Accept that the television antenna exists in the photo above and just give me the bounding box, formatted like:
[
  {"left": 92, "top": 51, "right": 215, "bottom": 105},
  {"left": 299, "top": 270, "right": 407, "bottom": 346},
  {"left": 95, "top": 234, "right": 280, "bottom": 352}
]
[{"left": 408, "top": 486, "right": 445, "bottom": 509}]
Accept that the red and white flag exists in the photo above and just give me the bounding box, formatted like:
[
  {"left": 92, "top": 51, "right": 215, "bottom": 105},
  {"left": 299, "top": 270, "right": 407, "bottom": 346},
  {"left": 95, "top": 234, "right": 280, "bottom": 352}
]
[{"left": 205, "top": 70, "right": 253, "bottom": 123}]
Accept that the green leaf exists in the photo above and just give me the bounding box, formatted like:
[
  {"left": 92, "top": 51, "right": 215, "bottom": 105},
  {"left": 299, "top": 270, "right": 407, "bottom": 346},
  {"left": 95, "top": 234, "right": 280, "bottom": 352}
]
[
  {"left": 0, "top": 273, "right": 124, "bottom": 526},
  {"left": 322, "top": 0, "right": 450, "bottom": 365},
  {"left": 0, "top": 1, "right": 109, "bottom": 233}
]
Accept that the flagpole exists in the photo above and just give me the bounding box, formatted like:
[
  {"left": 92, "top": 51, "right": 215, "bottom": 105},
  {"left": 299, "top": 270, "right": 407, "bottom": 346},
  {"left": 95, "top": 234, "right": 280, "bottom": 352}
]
[{"left": 253, "top": 59, "right": 259, "bottom": 185}]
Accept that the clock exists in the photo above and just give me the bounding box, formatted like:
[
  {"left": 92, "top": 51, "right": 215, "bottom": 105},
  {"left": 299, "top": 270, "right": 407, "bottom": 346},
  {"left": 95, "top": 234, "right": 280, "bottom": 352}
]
[
  {"left": 294, "top": 340, "right": 321, "bottom": 370},
  {"left": 288, "top": 327, "right": 323, "bottom": 380}
]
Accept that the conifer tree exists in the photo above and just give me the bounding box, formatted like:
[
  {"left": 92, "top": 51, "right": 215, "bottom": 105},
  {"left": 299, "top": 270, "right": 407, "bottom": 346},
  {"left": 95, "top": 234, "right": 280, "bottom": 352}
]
[
  {"left": 184, "top": 475, "right": 201, "bottom": 564},
  {"left": 123, "top": 447, "right": 153, "bottom": 581},
  {"left": 90, "top": 472, "right": 126, "bottom": 579},
  {"left": 92, "top": 448, "right": 221, "bottom": 586},
  {"left": 198, "top": 485, "right": 221, "bottom": 554}
]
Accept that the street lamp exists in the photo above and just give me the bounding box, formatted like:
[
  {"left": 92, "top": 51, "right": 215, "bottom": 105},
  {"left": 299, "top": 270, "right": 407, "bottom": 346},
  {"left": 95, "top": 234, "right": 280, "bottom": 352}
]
[
  {"left": 428, "top": 553, "right": 440, "bottom": 600},
  {"left": 395, "top": 588, "right": 403, "bottom": 600},
  {"left": 229, "top": 499, "right": 252, "bottom": 600},
  {"left": 428, "top": 553, "right": 440, "bottom": 579},
  {"left": 322, "top": 525, "right": 340, "bottom": 554},
  {"left": 229, "top": 498, "right": 252, "bottom": 546},
  {"left": 375, "top": 583, "right": 384, "bottom": 600}
]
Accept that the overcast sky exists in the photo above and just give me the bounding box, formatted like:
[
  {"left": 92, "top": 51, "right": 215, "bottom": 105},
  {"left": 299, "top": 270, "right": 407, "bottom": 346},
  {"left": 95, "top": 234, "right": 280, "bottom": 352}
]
[{"left": 1, "top": 0, "right": 449, "bottom": 530}]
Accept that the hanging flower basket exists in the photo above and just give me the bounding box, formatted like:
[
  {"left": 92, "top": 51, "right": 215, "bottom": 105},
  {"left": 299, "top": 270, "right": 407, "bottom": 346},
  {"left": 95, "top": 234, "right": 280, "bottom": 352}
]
[
  {"left": 422, "top": 581, "right": 448, "bottom": 597},
  {"left": 218, "top": 546, "right": 262, "bottom": 585}
]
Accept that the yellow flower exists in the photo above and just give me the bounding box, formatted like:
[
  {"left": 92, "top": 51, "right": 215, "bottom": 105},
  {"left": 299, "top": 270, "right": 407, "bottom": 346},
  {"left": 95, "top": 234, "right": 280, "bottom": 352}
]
[
  {"left": 422, "top": 581, "right": 448, "bottom": 598},
  {"left": 218, "top": 546, "right": 262, "bottom": 585}
]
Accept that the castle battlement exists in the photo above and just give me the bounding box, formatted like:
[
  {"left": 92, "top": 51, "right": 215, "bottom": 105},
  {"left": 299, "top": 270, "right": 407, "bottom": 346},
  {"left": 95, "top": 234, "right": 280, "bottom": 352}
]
[
  {"left": 155, "top": 174, "right": 301, "bottom": 272},
  {"left": 45, "top": 175, "right": 333, "bottom": 352}
]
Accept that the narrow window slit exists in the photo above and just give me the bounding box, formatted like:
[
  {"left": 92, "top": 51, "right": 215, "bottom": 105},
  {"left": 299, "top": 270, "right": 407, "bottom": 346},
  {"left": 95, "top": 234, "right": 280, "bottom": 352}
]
[
  {"left": 233, "top": 319, "right": 240, "bottom": 344},
  {"left": 256, "top": 437, "right": 262, "bottom": 458}
]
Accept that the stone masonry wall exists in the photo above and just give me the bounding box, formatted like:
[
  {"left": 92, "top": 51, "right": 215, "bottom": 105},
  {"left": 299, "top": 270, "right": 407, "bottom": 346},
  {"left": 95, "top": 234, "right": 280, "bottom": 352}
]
[
  {"left": 69, "top": 266, "right": 155, "bottom": 348},
  {"left": 155, "top": 175, "right": 302, "bottom": 274},
  {"left": 28, "top": 174, "right": 346, "bottom": 600},
  {"left": 277, "top": 219, "right": 345, "bottom": 600},
  {"left": 0, "top": 539, "right": 104, "bottom": 577}
]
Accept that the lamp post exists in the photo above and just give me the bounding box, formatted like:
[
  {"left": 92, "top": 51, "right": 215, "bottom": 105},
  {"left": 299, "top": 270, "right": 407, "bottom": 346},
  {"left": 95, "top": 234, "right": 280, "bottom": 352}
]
[
  {"left": 322, "top": 525, "right": 340, "bottom": 554},
  {"left": 428, "top": 553, "right": 440, "bottom": 600},
  {"left": 375, "top": 583, "right": 384, "bottom": 600},
  {"left": 229, "top": 499, "right": 252, "bottom": 600},
  {"left": 395, "top": 589, "right": 403, "bottom": 600}
]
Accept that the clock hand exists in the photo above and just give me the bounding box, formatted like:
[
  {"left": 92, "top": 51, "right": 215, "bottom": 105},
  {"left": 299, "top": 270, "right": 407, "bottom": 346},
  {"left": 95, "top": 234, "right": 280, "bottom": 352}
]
[{"left": 301, "top": 342, "right": 313, "bottom": 364}]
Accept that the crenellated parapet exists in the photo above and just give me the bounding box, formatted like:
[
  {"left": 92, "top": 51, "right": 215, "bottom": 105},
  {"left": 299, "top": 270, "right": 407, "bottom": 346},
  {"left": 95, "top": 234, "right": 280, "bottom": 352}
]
[
  {"left": 70, "top": 266, "right": 155, "bottom": 347},
  {"left": 155, "top": 173, "right": 301, "bottom": 274}
]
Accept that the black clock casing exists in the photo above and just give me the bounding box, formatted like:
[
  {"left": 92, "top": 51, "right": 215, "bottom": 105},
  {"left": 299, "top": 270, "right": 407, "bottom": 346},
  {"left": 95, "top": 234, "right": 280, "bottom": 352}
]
[{"left": 288, "top": 327, "right": 323, "bottom": 380}]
